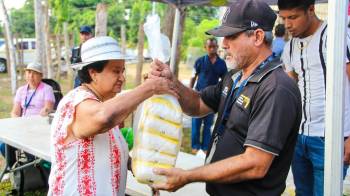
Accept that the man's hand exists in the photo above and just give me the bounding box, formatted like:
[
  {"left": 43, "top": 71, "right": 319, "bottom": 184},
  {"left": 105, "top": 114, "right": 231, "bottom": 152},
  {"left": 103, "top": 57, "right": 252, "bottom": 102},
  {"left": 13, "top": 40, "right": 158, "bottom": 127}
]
[
  {"left": 149, "top": 59, "right": 174, "bottom": 81},
  {"left": 344, "top": 137, "right": 350, "bottom": 165},
  {"left": 151, "top": 167, "right": 190, "bottom": 192}
]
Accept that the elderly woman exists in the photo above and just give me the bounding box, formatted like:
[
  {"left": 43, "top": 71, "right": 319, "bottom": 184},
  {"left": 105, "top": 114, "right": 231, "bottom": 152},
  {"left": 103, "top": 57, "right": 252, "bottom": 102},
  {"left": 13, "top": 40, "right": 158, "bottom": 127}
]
[
  {"left": 0, "top": 63, "right": 55, "bottom": 161},
  {"left": 11, "top": 62, "right": 55, "bottom": 117},
  {"left": 48, "top": 36, "right": 176, "bottom": 195}
]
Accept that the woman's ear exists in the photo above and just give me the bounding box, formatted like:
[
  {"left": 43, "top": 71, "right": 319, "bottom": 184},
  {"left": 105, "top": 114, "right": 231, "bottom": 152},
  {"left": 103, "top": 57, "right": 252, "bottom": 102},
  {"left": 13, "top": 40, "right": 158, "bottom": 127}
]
[{"left": 88, "top": 68, "right": 97, "bottom": 82}]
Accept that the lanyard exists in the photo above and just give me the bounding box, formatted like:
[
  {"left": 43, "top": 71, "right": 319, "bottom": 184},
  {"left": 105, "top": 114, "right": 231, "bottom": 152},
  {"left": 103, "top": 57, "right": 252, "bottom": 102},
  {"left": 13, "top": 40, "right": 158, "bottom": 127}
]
[
  {"left": 215, "top": 55, "right": 273, "bottom": 136},
  {"left": 24, "top": 84, "right": 38, "bottom": 109}
]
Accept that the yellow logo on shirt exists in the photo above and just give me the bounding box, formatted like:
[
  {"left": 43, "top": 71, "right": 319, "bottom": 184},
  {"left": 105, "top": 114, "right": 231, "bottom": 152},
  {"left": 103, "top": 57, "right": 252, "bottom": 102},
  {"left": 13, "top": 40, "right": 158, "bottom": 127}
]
[{"left": 237, "top": 94, "right": 251, "bottom": 108}]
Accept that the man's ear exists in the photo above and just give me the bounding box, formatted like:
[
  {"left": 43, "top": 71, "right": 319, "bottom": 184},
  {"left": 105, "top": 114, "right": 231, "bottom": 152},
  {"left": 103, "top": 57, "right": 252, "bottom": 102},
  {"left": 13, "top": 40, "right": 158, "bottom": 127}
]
[
  {"left": 308, "top": 5, "right": 315, "bottom": 13},
  {"left": 307, "top": 5, "right": 316, "bottom": 17},
  {"left": 254, "top": 29, "right": 265, "bottom": 46}
]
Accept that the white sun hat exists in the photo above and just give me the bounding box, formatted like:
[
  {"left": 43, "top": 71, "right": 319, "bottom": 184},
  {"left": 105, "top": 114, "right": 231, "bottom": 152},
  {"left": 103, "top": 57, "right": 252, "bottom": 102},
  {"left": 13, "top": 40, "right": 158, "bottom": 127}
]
[
  {"left": 25, "top": 62, "right": 43, "bottom": 74},
  {"left": 72, "top": 36, "right": 126, "bottom": 70}
]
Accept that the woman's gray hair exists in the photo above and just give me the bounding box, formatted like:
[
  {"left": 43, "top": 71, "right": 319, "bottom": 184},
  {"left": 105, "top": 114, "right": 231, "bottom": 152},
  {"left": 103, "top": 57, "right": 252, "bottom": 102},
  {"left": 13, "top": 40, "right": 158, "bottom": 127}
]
[{"left": 244, "top": 30, "right": 273, "bottom": 46}]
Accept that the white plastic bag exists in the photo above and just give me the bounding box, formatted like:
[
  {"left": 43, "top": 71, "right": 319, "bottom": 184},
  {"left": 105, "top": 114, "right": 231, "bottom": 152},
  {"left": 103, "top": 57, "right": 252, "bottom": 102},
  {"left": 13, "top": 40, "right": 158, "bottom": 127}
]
[
  {"left": 132, "top": 95, "right": 183, "bottom": 184},
  {"left": 143, "top": 14, "right": 171, "bottom": 63},
  {"left": 132, "top": 13, "right": 181, "bottom": 185}
]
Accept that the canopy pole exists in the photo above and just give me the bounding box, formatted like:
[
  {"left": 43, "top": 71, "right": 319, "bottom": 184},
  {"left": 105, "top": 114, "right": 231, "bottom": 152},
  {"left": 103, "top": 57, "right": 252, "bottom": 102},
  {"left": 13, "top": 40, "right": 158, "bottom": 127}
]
[
  {"left": 324, "top": 0, "right": 348, "bottom": 195},
  {"left": 170, "top": 7, "right": 180, "bottom": 73}
]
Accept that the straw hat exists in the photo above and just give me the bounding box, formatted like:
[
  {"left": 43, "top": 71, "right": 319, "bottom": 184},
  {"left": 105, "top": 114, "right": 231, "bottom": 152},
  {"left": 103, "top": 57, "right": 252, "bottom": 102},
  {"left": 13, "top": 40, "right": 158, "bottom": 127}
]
[
  {"left": 72, "top": 36, "right": 126, "bottom": 70},
  {"left": 25, "top": 62, "right": 43, "bottom": 74}
]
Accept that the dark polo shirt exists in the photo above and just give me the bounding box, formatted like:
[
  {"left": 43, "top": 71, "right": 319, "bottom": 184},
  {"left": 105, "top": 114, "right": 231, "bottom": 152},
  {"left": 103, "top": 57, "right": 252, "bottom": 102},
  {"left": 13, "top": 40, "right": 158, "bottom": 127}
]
[{"left": 200, "top": 59, "right": 302, "bottom": 196}]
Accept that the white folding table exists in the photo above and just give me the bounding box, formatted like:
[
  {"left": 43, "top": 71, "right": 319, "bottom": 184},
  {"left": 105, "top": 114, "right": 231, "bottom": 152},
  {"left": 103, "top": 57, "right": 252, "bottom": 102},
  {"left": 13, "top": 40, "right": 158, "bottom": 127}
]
[{"left": 0, "top": 116, "right": 208, "bottom": 195}]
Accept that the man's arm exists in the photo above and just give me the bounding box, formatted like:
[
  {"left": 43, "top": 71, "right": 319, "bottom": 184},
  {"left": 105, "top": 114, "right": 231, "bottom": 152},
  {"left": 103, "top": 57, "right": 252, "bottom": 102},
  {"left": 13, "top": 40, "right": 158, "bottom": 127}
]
[
  {"left": 347, "top": 63, "right": 350, "bottom": 81},
  {"left": 174, "top": 78, "right": 213, "bottom": 117},
  {"left": 152, "top": 146, "right": 274, "bottom": 192},
  {"left": 343, "top": 63, "right": 350, "bottom": 164},
  {"left": 287, "top": 71, "right": 298, "bottom": 82}
]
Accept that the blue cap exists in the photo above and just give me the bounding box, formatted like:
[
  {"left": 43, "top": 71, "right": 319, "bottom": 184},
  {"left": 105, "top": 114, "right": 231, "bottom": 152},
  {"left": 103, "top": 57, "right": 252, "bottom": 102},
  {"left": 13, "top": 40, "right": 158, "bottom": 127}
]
[{"left": 80, "top": 25, "right": 92, "bottom": 33}]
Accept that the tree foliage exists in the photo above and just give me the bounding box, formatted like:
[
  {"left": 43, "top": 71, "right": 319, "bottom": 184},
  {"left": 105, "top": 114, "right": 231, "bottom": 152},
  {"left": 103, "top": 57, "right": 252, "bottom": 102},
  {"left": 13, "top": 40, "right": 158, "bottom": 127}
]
[
  {"left": 9, "top": 0, "right": 35, "bottom": 37},
  {"left": 5, "top": 0, "right": 219, "bottom": 61},
  {"left": 127, "top": 0, "right": 151, "bottom": 47}
]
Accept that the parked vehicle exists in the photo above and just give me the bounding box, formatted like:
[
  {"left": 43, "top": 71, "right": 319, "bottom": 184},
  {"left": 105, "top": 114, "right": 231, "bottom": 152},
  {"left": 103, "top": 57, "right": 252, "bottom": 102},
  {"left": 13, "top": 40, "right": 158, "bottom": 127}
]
[
  {"left": 0, "top": 38, "right": 6, "bottom": 73},
  {"left": 0, "top": 38, "right": 36, "bottom": 73}
]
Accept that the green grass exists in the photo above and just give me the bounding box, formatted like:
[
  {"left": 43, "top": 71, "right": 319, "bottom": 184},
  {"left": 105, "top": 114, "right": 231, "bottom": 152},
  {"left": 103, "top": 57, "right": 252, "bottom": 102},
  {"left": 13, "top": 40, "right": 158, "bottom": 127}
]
[
  {"left": 0, "top": 74, "right": 14, "bottom": 119},
  {"left": 0, "top": 180, "right": 12, "bottom": 195}
]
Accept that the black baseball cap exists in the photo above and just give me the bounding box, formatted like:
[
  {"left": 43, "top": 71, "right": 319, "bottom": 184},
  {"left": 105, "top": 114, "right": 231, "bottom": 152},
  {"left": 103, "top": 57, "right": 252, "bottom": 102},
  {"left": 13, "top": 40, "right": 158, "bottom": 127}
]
[
  {"left": 80, "top": 25, "right": 92, "bottom": 34},
  {"left": 206, "top": 0, "right": 277, "bottom": 37}
]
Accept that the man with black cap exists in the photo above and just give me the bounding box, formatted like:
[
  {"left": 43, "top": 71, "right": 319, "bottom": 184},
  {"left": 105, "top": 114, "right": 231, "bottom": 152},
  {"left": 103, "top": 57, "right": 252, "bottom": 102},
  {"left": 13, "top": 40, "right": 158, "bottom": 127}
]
[
  {"left": 149, "top": 0, "right": 302, "bottom": 195},
  {"left": 71, "top": 25, "right": 93, "bottom": 88}
]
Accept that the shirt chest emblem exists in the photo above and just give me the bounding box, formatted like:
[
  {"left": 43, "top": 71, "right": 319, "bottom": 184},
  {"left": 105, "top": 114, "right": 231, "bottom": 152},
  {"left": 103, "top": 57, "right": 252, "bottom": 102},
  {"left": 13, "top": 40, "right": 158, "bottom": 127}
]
[
  {"left": 237, "top": 94, "right": 250, "bottom": 109},
  {"left": 222, "top": 86, "right": 229, "bottom": 96}
]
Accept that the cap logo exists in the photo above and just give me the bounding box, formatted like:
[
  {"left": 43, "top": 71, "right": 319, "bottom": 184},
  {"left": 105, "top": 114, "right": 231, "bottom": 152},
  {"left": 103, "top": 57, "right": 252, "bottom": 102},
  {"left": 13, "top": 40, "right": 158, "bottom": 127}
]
[
  {"left": 222, "top": 7, "right": 231, "bottom": 24},
  {"left": 250, "top": 21, "right": 258, "bottom": 28}
]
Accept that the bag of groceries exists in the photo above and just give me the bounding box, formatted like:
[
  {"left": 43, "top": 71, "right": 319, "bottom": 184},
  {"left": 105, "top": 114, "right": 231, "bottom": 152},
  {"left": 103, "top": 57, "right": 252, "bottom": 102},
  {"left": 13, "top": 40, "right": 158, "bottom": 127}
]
[{"left": 132, "top": 94, "right": 183, "bottom": 184}]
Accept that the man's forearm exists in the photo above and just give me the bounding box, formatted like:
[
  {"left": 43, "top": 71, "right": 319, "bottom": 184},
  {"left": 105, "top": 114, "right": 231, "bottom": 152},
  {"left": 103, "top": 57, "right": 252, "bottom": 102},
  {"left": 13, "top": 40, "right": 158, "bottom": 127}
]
[
  {"left": 185, "top": 151, "right": 268, "bottom": 184},
  {"left": 174, "top": 78, "right": 202, "bottom": 116}
]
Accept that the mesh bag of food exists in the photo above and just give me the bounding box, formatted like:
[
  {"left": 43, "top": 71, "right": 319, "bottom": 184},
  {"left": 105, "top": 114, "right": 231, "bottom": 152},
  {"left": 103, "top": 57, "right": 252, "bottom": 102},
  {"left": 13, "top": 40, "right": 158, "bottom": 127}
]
[{"left": 132, "top": 94, "right": 183, "bottom": 184}]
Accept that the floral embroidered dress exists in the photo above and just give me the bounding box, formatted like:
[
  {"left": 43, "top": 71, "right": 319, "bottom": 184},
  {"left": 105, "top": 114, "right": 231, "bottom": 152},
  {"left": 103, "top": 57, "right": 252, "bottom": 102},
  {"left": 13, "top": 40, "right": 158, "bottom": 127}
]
[{"left": 48, "top": 87, "right": 129, "bottom": 196}]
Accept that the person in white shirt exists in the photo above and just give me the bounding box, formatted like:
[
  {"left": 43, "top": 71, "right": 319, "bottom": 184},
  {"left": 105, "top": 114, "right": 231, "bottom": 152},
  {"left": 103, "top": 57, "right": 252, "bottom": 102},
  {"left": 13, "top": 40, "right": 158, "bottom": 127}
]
[{"left": 278, "top": 0, "right": 350, "bottom": 195}]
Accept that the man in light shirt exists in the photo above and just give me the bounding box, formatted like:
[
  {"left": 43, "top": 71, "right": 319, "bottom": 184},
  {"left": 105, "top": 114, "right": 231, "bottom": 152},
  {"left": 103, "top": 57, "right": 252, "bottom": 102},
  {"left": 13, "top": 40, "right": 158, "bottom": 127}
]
[{"left": 278, "top": 0, "right": 350, "bottom": 195}]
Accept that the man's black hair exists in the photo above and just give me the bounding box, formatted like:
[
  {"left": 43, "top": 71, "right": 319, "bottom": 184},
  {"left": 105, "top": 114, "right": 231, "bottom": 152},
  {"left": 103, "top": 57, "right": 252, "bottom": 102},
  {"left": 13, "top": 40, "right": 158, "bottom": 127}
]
[
  {"left": 274, "top": 24, "right": 286, "bottom": 37},
  {"left": 205, "top": 37, "right": 218, "bottom": 45},
  {"left": 278, "top": 0, "right": 315, "bottom": 11},
  {"left": 78, "top": 60, "right": 108, "bottom": 83}
]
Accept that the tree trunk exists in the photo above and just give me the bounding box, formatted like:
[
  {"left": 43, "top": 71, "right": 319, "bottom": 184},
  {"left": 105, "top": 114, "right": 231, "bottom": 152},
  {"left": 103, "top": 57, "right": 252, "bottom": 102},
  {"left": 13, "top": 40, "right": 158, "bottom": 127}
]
[
  {"left": 95, "top": 3, "right": 108, "bottom": 37},
  {"left": 135, "top": 22, "right": 144, "bottom": 86},
  {"left": 14, "top": 35, "right": 24, "bottom": 68},
  {"left": 43, "top": 0, "right": 53, "bottom": 79},
  {"left": 35, "top": 0, "right": 47, "bottom": 76},
  {"left": 161, "top": 5, "right": 175, "bottom": 42},
  {"left": 63, "top": 22, "right": 73, "bottom": 89},
  {"left": 55, "top": 34, "right": 62, "bottom": 81},
  {"left": 3, "top": 26, "right": 10, "bottom": 77},
  {"left": 0, "top": 0, "right": 17, "bottom": 94},
  {"left": 121, "top": 24, "right": 127, "bottom": 89},
  {"left": 14, "top": 36, "right": 23, "bottom": 78},
  {"left": 121, "top": 24, "right": 126, "bottom": 55}
]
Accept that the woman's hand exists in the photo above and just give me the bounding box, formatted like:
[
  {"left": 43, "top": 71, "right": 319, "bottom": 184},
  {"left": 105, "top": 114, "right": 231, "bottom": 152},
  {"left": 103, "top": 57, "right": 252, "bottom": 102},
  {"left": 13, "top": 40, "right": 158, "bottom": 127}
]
[
  {"left": 40, "top": 101, "right": 54, "bottom": 116},
  {"left": 40, "top": 108, "right": 50, "bottom": 116},
  {"left": 143, "top": 76, "right": 179, "bottom": 99}
]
